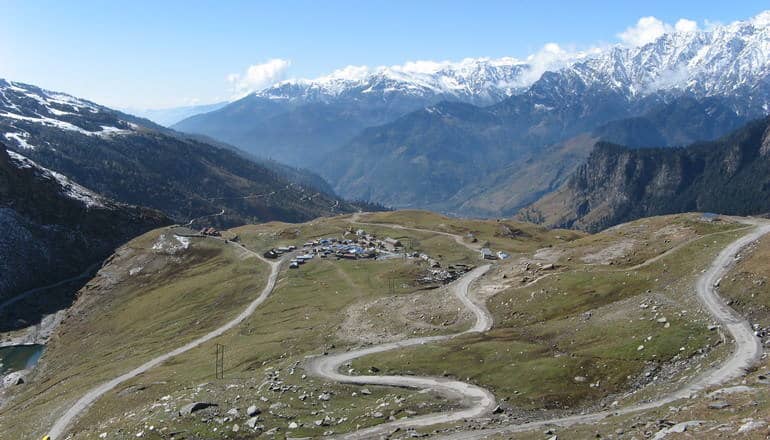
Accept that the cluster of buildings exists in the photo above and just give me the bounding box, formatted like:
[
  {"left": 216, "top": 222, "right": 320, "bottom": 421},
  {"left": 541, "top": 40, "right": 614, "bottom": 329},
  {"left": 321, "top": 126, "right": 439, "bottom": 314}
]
[
  {"left": 262, "top": 229, "right": 404, "bottom": 267},
  {"left": 261, "top": 228, "right": 478, "bottom": 284}
]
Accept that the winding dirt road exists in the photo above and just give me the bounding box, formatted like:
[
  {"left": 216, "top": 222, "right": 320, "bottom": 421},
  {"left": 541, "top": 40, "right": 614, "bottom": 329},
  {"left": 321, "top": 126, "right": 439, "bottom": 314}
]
[
  {"left": 48, "top": 241, "right": 283, "bottom": 440},
  {"left": 306, "top": 265, "right": 496, "bottom": 439},
  {"left": 438, "top": 220, "right": 770, "bottom": 439}
]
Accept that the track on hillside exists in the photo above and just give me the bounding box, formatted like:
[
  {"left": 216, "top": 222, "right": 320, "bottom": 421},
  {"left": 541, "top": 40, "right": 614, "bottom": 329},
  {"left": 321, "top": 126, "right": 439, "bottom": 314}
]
[
  {"left": 47, "top": 240, "right": 282, "bottom": 439},
  {"left": 315, "top": 216, "right": 769, "bottom": 439}
]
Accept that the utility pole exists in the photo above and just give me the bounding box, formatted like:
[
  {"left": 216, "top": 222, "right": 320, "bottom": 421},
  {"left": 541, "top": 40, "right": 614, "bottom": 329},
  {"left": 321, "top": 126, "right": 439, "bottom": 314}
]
[{"left": 215, "top": 344, "right": 225, "bottom": 379}]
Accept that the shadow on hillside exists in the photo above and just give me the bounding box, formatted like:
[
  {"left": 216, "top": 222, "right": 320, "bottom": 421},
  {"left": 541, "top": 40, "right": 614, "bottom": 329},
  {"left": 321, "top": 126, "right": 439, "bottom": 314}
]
[{"left": 0, "top": 272, "right": 95, "bottom": 334}]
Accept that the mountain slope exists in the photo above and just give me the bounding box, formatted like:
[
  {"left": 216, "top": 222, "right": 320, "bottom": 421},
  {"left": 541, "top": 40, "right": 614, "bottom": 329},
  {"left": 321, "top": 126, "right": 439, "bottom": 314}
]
[
  {"left": 520, "top": 117, "right": 770, "bottom": 231},
  {"left": 0, "top": 144, "right": 169, "bottom": 326},
  {"left": 0, "top": 79, "right": 352, "bottom": 226}
]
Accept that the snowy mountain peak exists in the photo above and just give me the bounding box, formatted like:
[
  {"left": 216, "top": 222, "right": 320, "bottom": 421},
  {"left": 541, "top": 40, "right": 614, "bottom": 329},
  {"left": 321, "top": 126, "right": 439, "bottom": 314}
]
[
  {"left": 541, "top": 10, "right": 770, "bottom": 106},
  {"left": 246, "top": 10, "right": 770, "bottom": 110},
  {"left": 255, "top": 57, "right": 534, "bottom": 105}
]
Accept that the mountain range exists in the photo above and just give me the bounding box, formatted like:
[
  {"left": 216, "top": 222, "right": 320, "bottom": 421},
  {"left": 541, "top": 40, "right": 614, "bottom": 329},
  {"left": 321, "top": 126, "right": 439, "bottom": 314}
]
[{"left": 174, "top": 12, "right": 770, "bottom": 222}]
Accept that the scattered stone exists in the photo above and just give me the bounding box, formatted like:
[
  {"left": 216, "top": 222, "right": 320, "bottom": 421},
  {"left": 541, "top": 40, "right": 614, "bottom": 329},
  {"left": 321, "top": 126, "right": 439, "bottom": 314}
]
[
  {"left": 247, "top": 417, "right": 261, "bottom": 429},
  {"left": 247, "top": 405, "right": 261, "bottom": 416},
  {"left": 288, "top": 421, "right": 298, "bottom": 429},
  {"left": 651, "top": 420, "right": 702, "bottom": 439},
  {"left": 226, "top": 408, "right": 239, "bottom": 417},
  {"left": 708, "top": 401, "right": 730, "bottom": 410},
  {"left": 657, "top": 317, "right": 667, "bottom": 324},
  {"left": 232, "top": 424, "right": 239, "bottom": 432},
  {"left": 492, "top": 405, "right": 504, "bottom": 414},
  {"left": 573, "top": 376, "right": 587, "bottom": 383},
  {"left": 361, "top": 388, "right": 372, "bottom": 395},
  {"left": 318, "top": 393, "right": 331, "bottom": 401},
  {"left": 372, "top": 411, "right": 384, "bottom": 418},
  {"left": 637, "top": 345, "right": 645, "bottom": 351}
]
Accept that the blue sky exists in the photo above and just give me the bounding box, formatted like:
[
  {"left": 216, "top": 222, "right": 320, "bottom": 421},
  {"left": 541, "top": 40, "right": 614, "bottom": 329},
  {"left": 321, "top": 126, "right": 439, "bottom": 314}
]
[{"left": 2, "top": 0, "right": 768, "bottom": 109}]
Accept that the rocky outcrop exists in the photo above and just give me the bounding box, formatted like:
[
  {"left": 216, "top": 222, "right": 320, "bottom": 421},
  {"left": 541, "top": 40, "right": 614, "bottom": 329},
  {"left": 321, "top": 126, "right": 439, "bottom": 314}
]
[{"left": 520, "top": 117, "right": 770, "bottom": 232}]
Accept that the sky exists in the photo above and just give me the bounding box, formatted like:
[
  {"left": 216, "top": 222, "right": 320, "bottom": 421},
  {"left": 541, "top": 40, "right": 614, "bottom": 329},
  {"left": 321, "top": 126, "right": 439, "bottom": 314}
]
[{"left": 2, "top": 0, "right": 768, "bottom": 109}]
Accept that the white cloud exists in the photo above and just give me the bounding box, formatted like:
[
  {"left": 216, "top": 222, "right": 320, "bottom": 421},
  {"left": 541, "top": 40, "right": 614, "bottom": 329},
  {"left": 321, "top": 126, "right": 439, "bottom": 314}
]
[
  {"left": 618, "top": 16, "right": 671, "bottom": 46},
  {"left": 618, "top": 16, "right": 700, "bottom": 47},
  {"left": 227, "top": 59, "right": 291, "bottom": 98},
  {"left": 675, "top": 18, "right": 698, "bottom": 33},
  {"left": 321, "top": 65, "right": 370, "bottom": 81}
]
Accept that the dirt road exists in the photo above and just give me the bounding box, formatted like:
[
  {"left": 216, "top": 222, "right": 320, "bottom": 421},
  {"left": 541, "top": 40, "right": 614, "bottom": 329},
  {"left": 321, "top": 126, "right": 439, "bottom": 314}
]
[
  {"left": 305, "top": 264, "right": 496, "bottom": 439},
  {"left": 437, "top": 220, "right": 770, "bottom": 439},
  {"left": 47, "top": 242, "right": 283, "bottom": 440}
]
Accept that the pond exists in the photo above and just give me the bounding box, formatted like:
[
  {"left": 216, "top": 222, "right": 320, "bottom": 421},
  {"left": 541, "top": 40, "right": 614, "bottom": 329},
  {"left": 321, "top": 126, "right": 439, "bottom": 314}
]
[{"left": 0, "top": 344, "right": 44, "bottom": 375}]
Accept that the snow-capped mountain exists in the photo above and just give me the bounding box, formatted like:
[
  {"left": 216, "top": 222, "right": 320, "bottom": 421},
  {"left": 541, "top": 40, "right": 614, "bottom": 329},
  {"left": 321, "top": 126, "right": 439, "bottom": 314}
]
[
  {"left": 256, "top": 57, "right": 535, "bottom": 106},
  {"left": 535, "top": 11, "right": 770, "bottom": 108},
  {"left": 322, "top": 11, "right": 770, "bottom": 217}
]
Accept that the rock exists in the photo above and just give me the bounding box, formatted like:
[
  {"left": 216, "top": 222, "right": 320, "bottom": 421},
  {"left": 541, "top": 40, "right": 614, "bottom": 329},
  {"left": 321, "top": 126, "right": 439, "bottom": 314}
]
[
  {"left": 707, "top": 385, "right": 754, "bottom": 398},
  {"left": 657, "top": 317, "right": 667, "bottom": 323},
  {"left": 372, "top": 411, "right": 384, "bottom": 418},
  {"left": 651, "top": 420, "right": 703, "bottom": 439},
  {"left": 232, "top": 424, "right": 240, "bottom": 432},
  {"left": 318, "top": 393, "right": 331, "bottom": 401},
  {"left": 2, "top": 371, "right": 27, "bottom": 387},
  {"left": 288, "top": 421, "right": 298, "bottom": 429},
  {"left": 574, "top": 376, "right": 587, "bottom": 383},
  {"left": 492, "top": 405, "right": 504, "bottom": 414},
  {"left": 737, "top": 419, "right": 766, "bottom": 433},
  {"left": 247, "top": 405, "right": 261, "bottom": 416},
  {"left": 246, "top": 417, "right": 261, "bottom": 429},
  {"left": 369, "top": 366, "right": 381, "bottom": 373},
  {"left": 708, "top": 401, "right": 730, "bottom": 409},
  {"left": 361, "top": 388, "right": 372, "bottom": 395},
  {"left": 226, "top": 408, "right": 239, "bottom": 417},
  {"left": 637, "top": 345, "right": 645, "bottom": 351},
  {"left": 179, "top": 402, "right": 217, "bottom": 416}
]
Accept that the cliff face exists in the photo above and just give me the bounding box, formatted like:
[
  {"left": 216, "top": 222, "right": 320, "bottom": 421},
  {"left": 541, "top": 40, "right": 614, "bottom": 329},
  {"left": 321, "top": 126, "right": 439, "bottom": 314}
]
[
  {"left": 520, "top": 118, "right": 770, "bottom": 232},
  {"left": 0, "top": 144, "right": 168, "bottom": 326}
]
